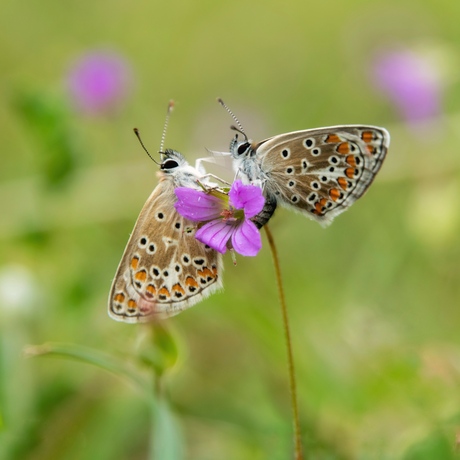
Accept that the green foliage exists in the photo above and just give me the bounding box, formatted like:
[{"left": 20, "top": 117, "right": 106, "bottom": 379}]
[{"left": 13, "top": 90, "right": 79, "bottom": 188}]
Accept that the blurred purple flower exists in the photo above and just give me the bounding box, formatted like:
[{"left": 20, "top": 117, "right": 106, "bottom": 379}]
[
  {"left": 66, "top": 50, "right": 133, "bottom": 115},
  {"left": 372, "top": 49, "right": 443, "bottom": 123},
  {"left": 174, "top": 181, "right": 265, "bottom": 256}
]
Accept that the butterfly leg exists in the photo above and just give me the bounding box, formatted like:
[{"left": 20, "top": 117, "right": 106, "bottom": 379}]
[{"left": 200, "top": 173, "right": 231, "bottom": 186}]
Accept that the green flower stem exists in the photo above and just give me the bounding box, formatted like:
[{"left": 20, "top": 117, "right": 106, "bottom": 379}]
[
  {"left": 24, "top": 343, "right": 153, "bottom": 396},
  {"left": 264, "top": 225, "right": 303, "bottom": 460}
]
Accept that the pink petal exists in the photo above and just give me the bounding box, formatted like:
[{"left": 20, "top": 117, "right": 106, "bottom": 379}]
[
  {"left": 372, "top": 49, "right": 441, "bottom": 123},
  {"left": 195, "top": 219, "right": 236, "bottom": 254},
  {"left": 231, "top": 219, "right": 262, "bottom": 256},
  {"left": 175, "top": 188, "right": 223, "bottom": 221},
  {"left": 67, "top": 51, "right": 132, "bottom": 115},
  {"left": 229, "top": 180, "right": 265, "bottom": 218}
]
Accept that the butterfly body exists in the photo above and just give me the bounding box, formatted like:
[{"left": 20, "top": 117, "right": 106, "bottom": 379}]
[
  {"left": 230, "top": 125, "right": 390, "bottom": 227},
  {"left": 109, "top": 149, "right": 222, "bottom": 323}
]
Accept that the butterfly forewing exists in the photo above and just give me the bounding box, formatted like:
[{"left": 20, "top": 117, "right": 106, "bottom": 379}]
[
  {"left": 252, "top": 125, "right": 389, "bottom": 226},
  {"left": 109, "top": 154, "right": 223, "bottom": 323}
]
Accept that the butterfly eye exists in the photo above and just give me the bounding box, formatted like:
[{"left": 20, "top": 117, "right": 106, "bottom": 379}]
[
  {"left": 161, "top": 159, "right": 179, "bottom": 170},
  {"left": 237, "top": 142, "right": 251, "bottom": 156}
]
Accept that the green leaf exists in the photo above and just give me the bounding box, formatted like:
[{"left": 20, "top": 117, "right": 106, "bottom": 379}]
[
  {"left": 24, "top": 342, "right": 152, "bottom": 398},
  {"left": 151, "top": 398, "right": 184, "bottom": 460}
]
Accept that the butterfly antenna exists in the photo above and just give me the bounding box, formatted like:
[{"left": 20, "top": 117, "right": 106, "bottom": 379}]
[
  {"left": 133, "top": 128, "right": 160, "bottom": 165},
  {"left": 159, "top": 100, "right": 175, "bottom": 157},
  {"left": 217, "top": 98, "right": 248, "bottom": 141}
]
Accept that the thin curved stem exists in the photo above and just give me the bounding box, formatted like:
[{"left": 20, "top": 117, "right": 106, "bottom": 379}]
[{"left": 264, "top": 224, "right": 303, "bottom": 460}]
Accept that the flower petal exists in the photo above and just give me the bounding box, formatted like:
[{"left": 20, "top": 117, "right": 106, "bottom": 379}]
[
  {"left": 174, "top": 188, "right": 224, "bottom": 221},
  {"left": 195, "top": 220, "right": 236, "bottom": 254},
  {"left": 229, "top": 180, "right": 265, "bottom": 218},
  {"left": 67, "top": 51, "right": 133, "bottom": 115},
  {"left": 231, "top": 219, "right": 262, "bottom": 256},
  {"left": 372, "top": 49, "right": 442, "bottom": 123}
]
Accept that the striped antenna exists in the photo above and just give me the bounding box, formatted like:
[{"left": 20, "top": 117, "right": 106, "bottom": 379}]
[
  {"left": 133, "top": 101, "right": 175, "bottom": 165},
  {"left": 217, "top": 98, "right": 248, "bottom": 141},
  {"left": 160, "top": 100, "right": 175, "bottom": 156}
]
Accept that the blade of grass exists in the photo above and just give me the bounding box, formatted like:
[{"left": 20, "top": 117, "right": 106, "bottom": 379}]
[{"left": 24, "top": 342, "right": 153, "bottom": 398}]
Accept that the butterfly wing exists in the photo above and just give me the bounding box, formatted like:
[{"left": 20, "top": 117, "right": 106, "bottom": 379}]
[
  {"left": 255, "top": 125, "right": 389, "bottom": 226},
  {"left": 109, "top": 178, "right": 223, "bottom": 323}
]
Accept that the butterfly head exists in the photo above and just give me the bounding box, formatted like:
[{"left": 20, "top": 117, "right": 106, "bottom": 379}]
[
  {"left": 159, "top": 148, "right": 204, "bottom": 189},
  {"left": 160, "top": 149, "right": 187, "bottom": 173},
  {"left": 229, "top": 126, "right": 257, "bottom": 160}
]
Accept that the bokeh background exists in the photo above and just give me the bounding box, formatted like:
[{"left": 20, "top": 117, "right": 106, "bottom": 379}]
[{"left": 1, "top": 1, "right": 460, "bottom": 459}]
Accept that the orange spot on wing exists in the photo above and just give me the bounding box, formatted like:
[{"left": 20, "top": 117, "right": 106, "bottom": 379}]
[
  {"left": 127, "top": 299, "right": 137, "bottom": 309},
  {"left": 319, "top": 198, "right": 327, "bottom": 207},
  {"left": 315, "top": 202, "right": 323, "bottom": 214},
  {"left": 135, "top": 270, "right": 147, "bottom": 281},
  {"left": 185, "top": 276, "right": 199, "bottom": 288},
  {"left": 361, "top": 131, "right": 374, "bottom": 143},
  {"left": 198, "top": 268, "right": 215, "bottom": 281},
  {"left": 337, "top": 142, "right": 350, "bottom": 154},
  {"left": 114, "top": 293, "right": 125, "bottom": 303},
  {"left": 131, "top": 256, "right": 139, "bottom": 269},
  {"left": 345, "top": 167, "right": 355, "bottom": 179},
  {"left": 329, "top": 188, "right": 341, "bottom": 201},
  {"left": 146, "top": 285, "right": 156, "bottom": 295},
  {"left": 325, "top": 134, "right": 341, "bottom": 143},
  {"left": 346, "top": 155, "right": 357, "bottom": 167},
  {"left": 172, "top": 283, "right": 186, "bottom": 295},
  {"left": 337, "top": 177, "right": 348, "bottom": 190},
  {"left": 158, "top": 287, "right": 170, "bottom": 298},
  {"left": 211, "top": 265, "right": 218, "bottom": 276}
]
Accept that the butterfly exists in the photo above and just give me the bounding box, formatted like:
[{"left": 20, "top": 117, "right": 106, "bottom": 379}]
[
  {"left": 218, "top": 98, "right": 389, "bottom": 228},
  {"left": 108, "top": 132, "right": 223, "bottom": 323},
  {"left": 227, "top": 121, "right": 390, "bottom": 228}
]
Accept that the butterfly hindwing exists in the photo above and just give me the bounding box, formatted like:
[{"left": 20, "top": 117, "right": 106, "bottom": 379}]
[
  {"left": 109, "top": 151, "right": 223, "bottom": 323},
  {"left": 244, "top": 125, "right": 389, "bottom": 226}
]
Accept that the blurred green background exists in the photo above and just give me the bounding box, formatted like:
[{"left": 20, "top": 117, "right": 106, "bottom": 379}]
[{"left": 1, "top": 0, "right": 460, "bottom": 459}]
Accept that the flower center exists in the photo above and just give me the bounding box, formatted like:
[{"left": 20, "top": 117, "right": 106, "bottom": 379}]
[
  {"left": 220, "top": 209, "right": 234, "bottom": 221},
  {"left": 219, "top": 207, "right": 245, "bottom": 222}
]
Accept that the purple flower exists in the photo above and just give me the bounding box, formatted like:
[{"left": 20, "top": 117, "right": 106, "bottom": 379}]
[
  {"left": 66, "top": 50, "right": 133, "bottom": 115},
  {"left": 174, "top": 181, "right": 265, "bottom": 256},
  {"left": 372, "top": 49, "right": 443, "bottom": 124}
]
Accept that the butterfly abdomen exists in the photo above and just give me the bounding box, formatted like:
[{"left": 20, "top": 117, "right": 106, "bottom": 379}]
[{"left": 251, "top": 195, "right": 277, "bottom": 229}]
